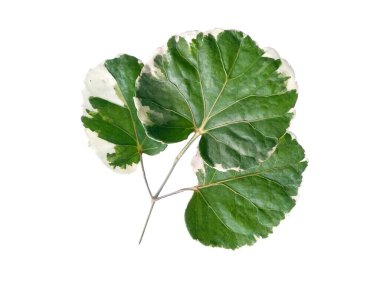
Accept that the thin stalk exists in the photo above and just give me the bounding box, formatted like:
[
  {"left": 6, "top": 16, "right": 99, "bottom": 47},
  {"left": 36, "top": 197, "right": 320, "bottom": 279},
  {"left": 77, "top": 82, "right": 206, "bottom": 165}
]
[
  {"left": 138, "top": 201, "right": 155, "bottom": 244},
  {"left": 153, "top": 132, "right": 200, "bottom": 199},
  {"left": 138, "top": 132, "right": 200, "bottom": 244},
  {"left": 140, "top": 155, "right": 152, "bottom": 198},
  {"left": 156, "top": 188, "right": 195, "bottom": 201}
]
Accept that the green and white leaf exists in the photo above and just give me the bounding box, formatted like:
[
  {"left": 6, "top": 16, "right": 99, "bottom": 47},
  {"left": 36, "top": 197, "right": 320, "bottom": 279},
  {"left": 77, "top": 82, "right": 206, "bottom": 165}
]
[
  {"left": 185, "top": 133, "right": 307, "bottom": 249},
  {"left": 136, "top": 29, "right": 297, "bottom": 170},
  {"left": 82, "top": 55, "right": 166, "bottom": 172}
]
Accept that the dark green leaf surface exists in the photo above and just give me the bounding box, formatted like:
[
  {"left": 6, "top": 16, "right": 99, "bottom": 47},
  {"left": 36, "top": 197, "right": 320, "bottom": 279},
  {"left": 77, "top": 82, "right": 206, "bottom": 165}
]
[
  {"left": 136, "top": 29, "right": 297, "bottom": 170},
  {"left": 82, "top": 55, "right": 166, "bottom": 170},
  {"left": 185, "top": 134, "right": 307, "bottom": 249}
]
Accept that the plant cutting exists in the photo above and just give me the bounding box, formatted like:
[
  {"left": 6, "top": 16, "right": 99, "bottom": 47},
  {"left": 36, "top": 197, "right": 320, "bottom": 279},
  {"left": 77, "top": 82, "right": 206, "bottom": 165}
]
[{"left": 81, "top": 29, "right": 307, "bottom": 249}]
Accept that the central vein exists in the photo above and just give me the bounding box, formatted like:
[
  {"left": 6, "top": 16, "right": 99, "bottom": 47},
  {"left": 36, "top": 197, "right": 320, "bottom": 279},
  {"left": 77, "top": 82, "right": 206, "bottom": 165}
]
[{"left": 199, "top": 39, "right": 243, "bottom": 130}]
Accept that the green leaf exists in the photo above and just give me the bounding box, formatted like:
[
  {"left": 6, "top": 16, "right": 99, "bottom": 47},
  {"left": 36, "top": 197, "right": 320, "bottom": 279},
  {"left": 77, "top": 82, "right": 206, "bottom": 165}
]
[
  {"left": 136, "top": 29, "right": 297, "bottom": 170},
  {"left": 185, "top": 133, "right": 307, "bottom": 249},
  {"left": 82, "top": 54, "right": 166, "bottom": 171}
]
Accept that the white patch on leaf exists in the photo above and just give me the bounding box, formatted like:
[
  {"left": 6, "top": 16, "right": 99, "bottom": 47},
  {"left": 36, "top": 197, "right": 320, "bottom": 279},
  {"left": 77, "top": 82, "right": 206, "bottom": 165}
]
[
  {"left": 266, "top": 145, "right": 277, "bottom": 158},
  {"left": 85, "top": 129, "right": 137, "bottom": 174},
  {"left": 82, "top": 63, "right": 124, "bottom": 113},
  {"left": 175, "top": 30, "right": 200, "bottom": 42},
  {"left": 288, "top": 107, "right": 296, "bottom": 115},
  {"left": 278, "top": 59, "right": 298, "bottom": 91},
  {"left": 133, "top": 97, "right": 154, "bottom": 125},
  {"left": 263, "top": 47, "right": 280, "bottom": 60},
  {"left": 258, "top": 145, "right": 278, "bottom": 163},
  {"left": 174, "top": 29, "right": 225, "bottom": 43},
  {"left": 140, "top": 45, "right": 167, "bottom": 79},
  {"left": 134, "top": 97, "right": 167, "bottom": 127},
  {"left": 287, "top": 131, "right": 298, "bottom": 140},
  {"left": 117, "top": 162, "right": 138, "bottom": 174},
  {"left": 205, "top": 28, "right": 224, "bottom": 38},
  {"left": 214, "top": 163, "right": 241, "bottom": 172},
  {"left": 191, "top": 150, "right": 205, "bottom": 174},
  {"left": 262, "top": 47, "right": 298, "bottom": 91},
  {"left": 253, "top": 234, "right": 260, "bottom": 241},
  {"left": 214, "top": 164, "right": 227, "bottom": 172}
]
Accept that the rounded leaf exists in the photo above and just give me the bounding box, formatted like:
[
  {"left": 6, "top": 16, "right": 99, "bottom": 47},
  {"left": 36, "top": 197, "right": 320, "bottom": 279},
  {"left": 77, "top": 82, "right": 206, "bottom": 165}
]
[
  {"left": 185, "top": 134, "right": 307, "bottom": 249},
  {"left": 82, "top": 55, "right": 166, "bottom": 172},
  {"left": 136, "top": 29, "right": 297, "bottom": 170}
]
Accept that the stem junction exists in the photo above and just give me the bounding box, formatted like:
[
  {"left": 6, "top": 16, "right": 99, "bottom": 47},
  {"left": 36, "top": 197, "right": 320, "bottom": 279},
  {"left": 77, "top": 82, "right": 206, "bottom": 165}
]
[{"left": 138, "top": 132, "right": 200, "bottom": 244}]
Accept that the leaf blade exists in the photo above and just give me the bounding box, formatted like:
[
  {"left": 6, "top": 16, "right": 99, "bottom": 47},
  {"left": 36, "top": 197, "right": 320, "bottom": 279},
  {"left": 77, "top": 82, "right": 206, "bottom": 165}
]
[
  {"left": 136, "top": 29, "right": 297, "bottom": 169},
  {"left": 185, "top": 134, "right": 307, "bottom": 249},
  {"left": 82, "top": 55, "right": 166, "bottom": 171}
]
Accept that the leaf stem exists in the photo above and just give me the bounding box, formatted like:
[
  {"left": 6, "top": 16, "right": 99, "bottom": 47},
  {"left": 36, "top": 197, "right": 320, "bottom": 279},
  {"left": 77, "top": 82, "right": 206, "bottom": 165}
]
[
  {"left": 138, "top": 201, "right": 155, "bottom": 244},
  {"left": 140, "top": 154, "right": 152, "bottom": 198},
  {"left": 156, "top": 188, "right": 195, "bottom": 201},
  {"left": 138, "top": 132, "right": 200, "bottom": 244},
  {"left": 153, "top": 132, "right": 200, "bottom": 199}
]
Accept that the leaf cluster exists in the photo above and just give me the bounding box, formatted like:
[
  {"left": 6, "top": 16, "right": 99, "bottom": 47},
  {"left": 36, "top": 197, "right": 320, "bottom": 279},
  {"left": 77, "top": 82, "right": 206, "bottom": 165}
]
[{"left": 82, "top": 29, "right": 307, "bottom": 249}]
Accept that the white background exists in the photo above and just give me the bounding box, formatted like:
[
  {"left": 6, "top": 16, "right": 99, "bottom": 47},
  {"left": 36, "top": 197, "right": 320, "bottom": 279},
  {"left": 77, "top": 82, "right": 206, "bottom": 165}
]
[{"left": 1, "top": 0, "right": 379, "bottom": 284}]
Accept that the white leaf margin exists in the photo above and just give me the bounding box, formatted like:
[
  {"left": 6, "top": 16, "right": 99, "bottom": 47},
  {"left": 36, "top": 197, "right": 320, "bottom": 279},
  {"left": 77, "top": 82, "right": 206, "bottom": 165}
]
[
  {"left": 262, "top": 47, "right": 298, "bottom": 91},
  {"left": 82, "top": 63, "right": 137, "bottom": 174}
]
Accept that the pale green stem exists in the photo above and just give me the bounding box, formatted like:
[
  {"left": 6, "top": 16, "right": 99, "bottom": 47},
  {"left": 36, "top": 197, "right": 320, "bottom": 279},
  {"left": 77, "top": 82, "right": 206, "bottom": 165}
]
[
  {"left": 156, "top": 188, "right": 195, "bottom": 201},
  {"left": 138, "top": 201, "right": 155, "bottom": 244},
  {"left": 153, "top": 132, "right": 200, "bottom": 199},
  {"left": 140, "top": 155, "right": 152, "bottom": 198},
  {"left": 138, "top": 132, "right": 200, "bottom": 244}
]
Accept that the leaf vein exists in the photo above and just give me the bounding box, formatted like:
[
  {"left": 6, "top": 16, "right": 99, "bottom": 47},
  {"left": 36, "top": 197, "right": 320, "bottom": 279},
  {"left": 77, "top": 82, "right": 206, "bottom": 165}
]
[
  {"left": 198, "top": 165, "right": 299, "bottom": 188},
  {"left": 198, "top": 191, "right": 236, "bottom": 233},
  {"left": 206, "top": 115, "right": 288, "bottom": 132},
  {"left": 90, "top": 112, "right": 137, "bottom": 143},
  {"left": 161, "top": 64, "right": 197, "bottom": 128},
  {"left": 203, "top": 39, "right": 243, "bottom": 123},
  {"left": 206, "top": 91, "right": 290, "bottom": 121}
]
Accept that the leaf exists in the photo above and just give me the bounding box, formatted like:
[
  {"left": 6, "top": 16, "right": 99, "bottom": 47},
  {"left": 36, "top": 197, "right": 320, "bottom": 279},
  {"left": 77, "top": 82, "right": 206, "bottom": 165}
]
[
  {"left": 82, "top": 54, "right": 166, "bottom": 171},
  {"left": 185, "top": 133, "right": 307, "bottom": 249},
  {"left": 135, "top": 29, "right": 297, "bottom": 170}
]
